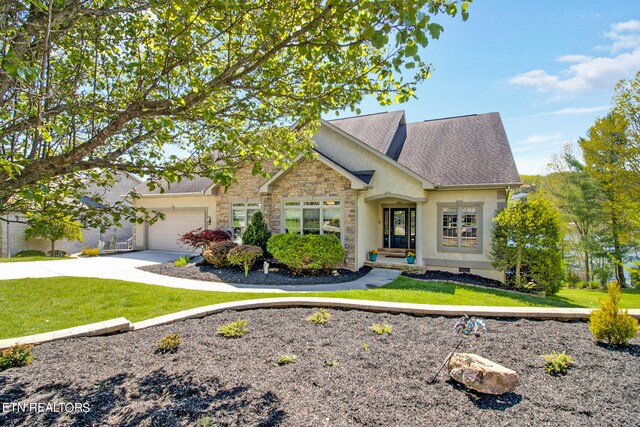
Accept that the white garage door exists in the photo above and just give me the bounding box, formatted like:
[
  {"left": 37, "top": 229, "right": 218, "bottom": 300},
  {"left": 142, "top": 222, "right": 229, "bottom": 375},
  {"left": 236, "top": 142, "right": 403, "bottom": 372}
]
[{"left": 147, "top": 209, "right": 206, "bottom": 251}]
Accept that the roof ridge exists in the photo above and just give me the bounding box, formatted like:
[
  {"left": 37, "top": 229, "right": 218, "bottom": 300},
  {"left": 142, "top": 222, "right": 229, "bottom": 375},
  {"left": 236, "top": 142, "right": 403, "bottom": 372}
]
[
  {"left": 411, "top": 113, "right": 493, "bottom": 124},
  {"left": 328, "top": 110, "right": 405, "bottom": 122}
]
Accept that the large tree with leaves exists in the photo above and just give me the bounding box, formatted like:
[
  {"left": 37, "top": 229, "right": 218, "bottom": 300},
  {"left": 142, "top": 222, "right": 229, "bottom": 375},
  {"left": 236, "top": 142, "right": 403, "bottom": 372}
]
[
  {"left": 580, "top": 112, "right": 637, "bottom": 287},
  {"left": 490, "top": 195, "right": 564, "bottom": 295},
  {"left": 1, "top": 0, "right": 471, "bottom": 226},
  {"left": 544, "top": 144, "right": 607, "bottom": 283}
]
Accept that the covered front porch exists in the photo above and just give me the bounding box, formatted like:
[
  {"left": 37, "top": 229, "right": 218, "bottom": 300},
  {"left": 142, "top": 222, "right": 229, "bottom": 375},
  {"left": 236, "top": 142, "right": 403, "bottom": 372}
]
[{"left": 361, "top": 192, "right": 427, "bottom": 273}]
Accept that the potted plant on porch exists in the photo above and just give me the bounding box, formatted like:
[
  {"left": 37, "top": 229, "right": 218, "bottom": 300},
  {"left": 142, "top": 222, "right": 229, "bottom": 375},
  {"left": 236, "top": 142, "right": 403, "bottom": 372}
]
[
  {"left": 368, "top": 249, "right": 378, "bottom": 262},
  {"left": 406, "top": 251, "right": 416, "bottom": 264}
]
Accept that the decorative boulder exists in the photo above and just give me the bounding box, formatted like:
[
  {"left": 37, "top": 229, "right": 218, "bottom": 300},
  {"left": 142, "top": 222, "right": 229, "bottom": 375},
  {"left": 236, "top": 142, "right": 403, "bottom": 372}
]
[{"left": 447, "top": 353, "right": 518, "bottom": 395}]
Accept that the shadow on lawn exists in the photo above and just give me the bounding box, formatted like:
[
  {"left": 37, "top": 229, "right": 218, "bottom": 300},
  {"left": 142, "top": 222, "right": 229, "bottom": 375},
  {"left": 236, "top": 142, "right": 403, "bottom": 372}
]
[
  {"left": 1, "top": 369, "right": 285, "bottom": 426},
  {"left": 385, "top": 279, "right": 584, "bottom": 308}
]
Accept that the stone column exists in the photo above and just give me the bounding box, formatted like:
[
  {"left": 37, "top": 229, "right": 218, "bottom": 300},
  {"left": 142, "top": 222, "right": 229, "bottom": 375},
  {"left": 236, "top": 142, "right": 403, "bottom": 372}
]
[{"left": 415, "top": 202, "right": 424, "bottom": 265}]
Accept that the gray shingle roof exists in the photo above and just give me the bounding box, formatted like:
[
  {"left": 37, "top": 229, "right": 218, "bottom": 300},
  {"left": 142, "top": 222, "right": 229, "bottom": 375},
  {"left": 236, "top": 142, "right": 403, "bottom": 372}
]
[
  {"left": 398, "top": 113, "right": 521, "bottom": 186},
  {"left": 329, "top": 110, "right": 405, "bottom": 154},
  {"left": 134, "top": 175, "right": 214, "bottom": 195}
]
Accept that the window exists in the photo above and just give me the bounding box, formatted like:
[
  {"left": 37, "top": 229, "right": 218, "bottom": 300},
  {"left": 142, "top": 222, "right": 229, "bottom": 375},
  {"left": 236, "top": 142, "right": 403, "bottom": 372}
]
[
  {"left": 437, "top": 203, "right": 482, "bottom": 253},
  {"left": 231, "top": 201, "right": 261, "bottom": 241},
  {"left": 284, "top": 200, "right": 342, "bottom": 241}
]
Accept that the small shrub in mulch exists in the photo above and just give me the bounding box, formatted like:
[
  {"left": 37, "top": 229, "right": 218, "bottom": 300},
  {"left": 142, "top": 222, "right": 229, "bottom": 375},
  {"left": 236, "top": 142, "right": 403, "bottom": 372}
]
[
  {"left": 590, "top": 281, "right": 639, "bottom": 346},
  {"left": 306, "top": 309, "right": 332, "bottom": 325},
  {"left": 227, "top": 245, "right": 263, "bottom": 277},
  {"left": 81, "top": 247, "right": 101, "bottom": 257},
  {"left": 371, "top": 323, "right": 392, "bottom": 335},
  {"left": 276, "top": 354, "right": 297, "bottom": 366},
  {"left": 267, "top": 233, "right": 345, "bottom": 275},
  {"left": 0, "top": 344, "right": 34, "bottom": 370},
  {"left": 541, "top": 351, "right": 574, "bottom": 375},
  {"left": 217, "top": 319, "right": 248, "bottom": 338},
  {"left": 203, "top": 241, "right": 237, "bottom": 268},
  {"left": 173, "top": 257, "right": 189, "bottom": 267},
  {"left": 156, "top": 334, "right": 182, "bottom": 354}
]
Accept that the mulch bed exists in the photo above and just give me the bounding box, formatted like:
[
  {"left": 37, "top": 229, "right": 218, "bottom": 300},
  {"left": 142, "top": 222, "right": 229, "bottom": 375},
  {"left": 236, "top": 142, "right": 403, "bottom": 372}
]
[
  {"left": 139, "top": 262, "right": 372, "bottom": 286},
  {"left": 1, "top": 309, "right": 638, "bottom": 426}
]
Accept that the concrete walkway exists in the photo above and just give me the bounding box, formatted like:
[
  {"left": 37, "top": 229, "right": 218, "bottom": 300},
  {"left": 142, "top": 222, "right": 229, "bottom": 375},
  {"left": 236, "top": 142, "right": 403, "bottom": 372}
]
[{"left": 0, "top": 250, "right": 401, "bottom": 293}]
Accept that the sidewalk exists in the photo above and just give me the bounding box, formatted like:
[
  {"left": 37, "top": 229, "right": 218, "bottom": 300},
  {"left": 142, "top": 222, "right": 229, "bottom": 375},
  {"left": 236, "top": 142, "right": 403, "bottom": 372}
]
[{"left": 0, "top": 250, "right": 402, "bottom": 293}]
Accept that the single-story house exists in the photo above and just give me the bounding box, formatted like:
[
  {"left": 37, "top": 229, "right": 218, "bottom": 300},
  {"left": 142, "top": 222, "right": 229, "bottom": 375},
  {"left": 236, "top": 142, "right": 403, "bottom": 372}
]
[
  {"left": 0, "top": 172, "right": 141, "bottom": 257},
  {"left": 133, "top": 110, "right": 521, "bottom": 281}
]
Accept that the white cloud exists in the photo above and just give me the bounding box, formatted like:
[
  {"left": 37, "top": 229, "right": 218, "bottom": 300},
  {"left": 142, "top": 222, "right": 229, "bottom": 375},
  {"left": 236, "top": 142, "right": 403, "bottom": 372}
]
[
  {"left": 518, "top": 131, "right": 565, "bottom": 145},
  {"left": 509, "top": 20, "right": 640, "bottom": 95},
  {"left": 556, "top": 54, "right": 592, "bottom": 63},
  {"left": 533, "top": 105, "right": 610, "bottom": 116}
]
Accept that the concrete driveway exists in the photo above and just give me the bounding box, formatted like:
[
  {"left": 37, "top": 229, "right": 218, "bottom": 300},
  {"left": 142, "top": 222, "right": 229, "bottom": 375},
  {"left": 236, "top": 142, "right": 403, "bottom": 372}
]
[{"left": 0, "top": 250, "right": 399, "bottom": 293}]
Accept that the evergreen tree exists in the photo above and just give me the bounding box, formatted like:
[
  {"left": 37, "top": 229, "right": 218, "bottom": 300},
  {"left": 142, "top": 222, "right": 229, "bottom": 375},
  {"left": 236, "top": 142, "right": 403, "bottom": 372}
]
[{"left": 241, "top": 211, "right": 271, "bottom": 253}]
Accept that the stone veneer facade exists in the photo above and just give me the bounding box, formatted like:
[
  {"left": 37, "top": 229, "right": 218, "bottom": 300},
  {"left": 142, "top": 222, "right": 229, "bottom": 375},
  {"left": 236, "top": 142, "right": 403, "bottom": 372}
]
[{"left": 215, "top": 158, "right": 357, "bottom": 270}]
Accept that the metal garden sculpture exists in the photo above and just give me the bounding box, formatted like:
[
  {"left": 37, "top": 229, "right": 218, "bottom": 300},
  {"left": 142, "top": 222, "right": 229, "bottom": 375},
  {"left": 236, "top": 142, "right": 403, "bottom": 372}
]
[{"left": 430, "top": 315, "right": 488, "bottom": 383}]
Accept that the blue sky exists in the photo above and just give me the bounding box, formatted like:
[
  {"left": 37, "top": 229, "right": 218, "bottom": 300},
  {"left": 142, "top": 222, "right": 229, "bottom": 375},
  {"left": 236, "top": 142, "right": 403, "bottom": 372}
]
[{"left": 333, "top": 0, "right": 640, "bottom": 175}]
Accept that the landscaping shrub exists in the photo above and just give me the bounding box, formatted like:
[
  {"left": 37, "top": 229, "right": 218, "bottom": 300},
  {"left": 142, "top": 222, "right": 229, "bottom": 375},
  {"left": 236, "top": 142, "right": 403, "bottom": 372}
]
[
  {"left": 589, "top": 281, "right": 639, "bottom": 346},
  {"left": 0, "top": 344, "right": 34, "bottom": 370},
  {"left": 306, "top": 308, "right": 332, "bottom": 325},
  {"left": 541, "top": 351, "right": 574, "bottom": 375},
  {"left": 576, "top": 281, "right": 587, "bottom": 290},
  {"left": 81, "top": 247, "right": 100, "bottom": 257},
  {"left": 227, "top": 245, "right": 263, "bottom": 276},
  {"left": 173, "top": 256, "right": 189, "bottom": 267},
  {"left": 276, "top": 354, "right": 297, "bottom": 365},
  {"left": 47, "top": 249, "right": 67, "bottom": 257},
  {"left": 588, "top": 280, "right": 600, "bottom": 290},
  {"left": 156, "top": 334, "right": 182, "bottom": 353},
  {"left": 267, "top": 233, "right": 345, "bottom": 275},
  {"left": 179, "top": 228, "right": 231, "bottom": 252},
  {"left": 241, "top": 211, "right": 271, "bottom": 253},
  {"left": 217, "top": 319, "right": 248, "bottom": 338},
  {"left": 15, "top": 249, "right": 46, "bottom": 258},
  {"left": 371, "top": 323, "right": 393, "bottom": 335},
  {"left": 203, "top": 241, "right": 237, "bottom": 268}
]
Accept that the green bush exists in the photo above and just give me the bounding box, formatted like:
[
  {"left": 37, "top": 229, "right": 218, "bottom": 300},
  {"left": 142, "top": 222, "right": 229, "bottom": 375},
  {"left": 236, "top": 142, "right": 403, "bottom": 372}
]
[
  {"left": 589, "top": 281, "right": 639, "bottom": 346},
  {"left": 15, "top": 249, "right": 46, "bottom": 258},
  {"left": 227, "top": 245, "right": 263, "bottom": 276},
  {"left": 47, "top": 249, "right": 67, "bottom": 258},
  {"left": 217, "top": 319, "right": 248, "bottom": 338},
  {"left": 276, "top": 354, "right": 297, "bottom": 365},
  {"left": 203, "top": 241, "right": 237, "bottom": 268},
  {"left": 173, "top": 256, "right": 189, "bottom": 267},
  {"left": 541, "top": 351, "right": 574, "bottom": 375},
  {"left": 267, "top": 233, "right": 345, "bottom": 275},
  {"left": 241, "top": 211, "right": 271, "bottom": 253},
  {"left": 371, "top": 323, "right": 393, "bottom": 335},
  {"left": 588, "top": 280, "right": 600, "bottom": 290},
  {"left": 576, "top": 281, "right": 587, "bottom": 289},
  {"left": 81, "top": 247, "right": 101, "bottom": 257},
  {"left": 0, "top": 344, "right": 34, "bottom": 370},
  {"left": 156, "top": 334, "right": 181, "bottom": 353},
  {"left": 306, "top": 308, "right": 332, "bottom": 325}
]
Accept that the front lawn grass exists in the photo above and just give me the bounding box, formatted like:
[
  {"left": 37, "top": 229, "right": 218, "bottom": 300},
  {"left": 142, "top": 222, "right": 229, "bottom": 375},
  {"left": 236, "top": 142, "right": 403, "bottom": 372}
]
[
  {"left": 1, "top": 276, "right": 639, "bottom": 339},
  {"left": 0, "top": 256, "right": 72, "bottom": 263}
]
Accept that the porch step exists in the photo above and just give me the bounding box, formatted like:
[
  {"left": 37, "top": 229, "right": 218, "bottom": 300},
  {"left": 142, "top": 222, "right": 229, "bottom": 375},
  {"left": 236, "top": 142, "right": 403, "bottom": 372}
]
[{"left": 364, "top": 260, "right": 426, "bottom": 274}]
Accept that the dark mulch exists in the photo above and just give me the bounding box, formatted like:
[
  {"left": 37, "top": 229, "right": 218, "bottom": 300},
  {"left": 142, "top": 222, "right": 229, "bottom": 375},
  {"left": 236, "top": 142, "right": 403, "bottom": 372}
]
[
  {"left": 140, "top": 262, "right": 372, "bottom": 286},
  {"left": 403, "top": 270, "right": 541, "bottom": 294},
  {"left": 1, "top": 309, "right": 638, "bottom": 426}
]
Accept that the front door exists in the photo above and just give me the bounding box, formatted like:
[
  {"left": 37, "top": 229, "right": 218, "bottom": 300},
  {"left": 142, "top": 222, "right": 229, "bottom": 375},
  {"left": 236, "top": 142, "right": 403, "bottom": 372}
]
[
  {"left": 391, "top": 208, "right": 408, "bottom": 248},
  {"left": 383, "top": 207, "right": 416, "bottom": 249}
]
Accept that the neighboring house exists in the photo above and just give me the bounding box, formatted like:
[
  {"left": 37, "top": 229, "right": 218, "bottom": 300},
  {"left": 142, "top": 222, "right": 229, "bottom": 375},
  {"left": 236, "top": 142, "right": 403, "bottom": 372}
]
[
  {"left": 133, "top": 111, "right": 521, "bottom": 281},
  {"left": 0, "top": 172, "right": 141, "bottom": 257}
]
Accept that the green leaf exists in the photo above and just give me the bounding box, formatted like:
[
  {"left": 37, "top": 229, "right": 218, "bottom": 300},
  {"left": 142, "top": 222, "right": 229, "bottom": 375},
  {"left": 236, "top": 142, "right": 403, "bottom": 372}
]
[{"left": 428, "top": 23, "right": 444, "bottom": 40}]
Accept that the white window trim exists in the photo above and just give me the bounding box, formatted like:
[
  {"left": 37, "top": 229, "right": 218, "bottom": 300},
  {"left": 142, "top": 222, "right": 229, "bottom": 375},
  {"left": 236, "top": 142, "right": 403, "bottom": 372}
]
[
  {"left": 230, "top": 199, "right": 262, "bottom": 241},
  {"left": 282, "top": 197, "right": 345, "bottom": 245},
  {"left": 436, "top": 201, "right": 483, "bottom": 254}
]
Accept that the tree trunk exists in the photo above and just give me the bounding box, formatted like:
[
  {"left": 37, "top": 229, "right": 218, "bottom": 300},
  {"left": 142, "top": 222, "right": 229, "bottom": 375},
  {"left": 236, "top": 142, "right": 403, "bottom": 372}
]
[
  {"left": 611, "top": 215, "right": 627, "bottom": 287},
  {"left": 50, "top": 239, "right": 56, "bottom": 257},
  {"left": 515, "top": 243, "right": 522, "bottom": 288},
  {"left": 584, "top": 250, "right": 590, "bottom": 282}
]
